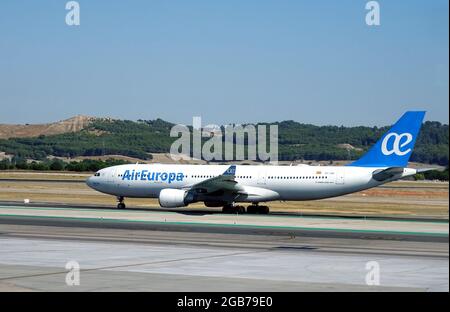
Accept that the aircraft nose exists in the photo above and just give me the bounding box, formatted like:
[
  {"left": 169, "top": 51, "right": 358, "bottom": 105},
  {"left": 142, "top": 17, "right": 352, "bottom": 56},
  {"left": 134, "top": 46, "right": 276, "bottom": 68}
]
[{"left": 86, "top": 176, "right": 94, "bottom": 188}]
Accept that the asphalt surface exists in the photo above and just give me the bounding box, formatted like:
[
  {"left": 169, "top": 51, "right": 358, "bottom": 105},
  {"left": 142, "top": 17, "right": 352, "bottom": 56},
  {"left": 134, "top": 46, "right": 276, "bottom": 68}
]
[
  {"left": 0, "top": 202, "right": 448, "bottom": 239},
  {"left": 0, "top": 202, "right": 447, "bottom": 291},
  {"left": 0, "top": 200, "right": 447, "bottom": 223},
  {"left": 0, "top": 222, "right": 448, "bottom": 291},
  {"left": 0, "top": 214, "right": 447, "bottom": 243}
]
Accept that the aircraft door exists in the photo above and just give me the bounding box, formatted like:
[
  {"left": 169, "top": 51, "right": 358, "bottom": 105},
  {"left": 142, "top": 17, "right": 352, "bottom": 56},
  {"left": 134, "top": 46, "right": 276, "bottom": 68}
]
[
  {"left": 335, "top": 170, "right": 345, "bottom": 185},
  {"left": 257, "top": 168, "right": 267, "bottom": 185},
  {"left": 106, "top": 167, "right": 116, "bottom": 183}
]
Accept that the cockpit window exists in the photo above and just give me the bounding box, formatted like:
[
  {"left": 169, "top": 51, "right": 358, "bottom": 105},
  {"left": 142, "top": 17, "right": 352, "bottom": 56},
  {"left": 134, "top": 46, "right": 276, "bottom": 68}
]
[{"left": 94, "top": 172, "right": 100, "bottom": 177}]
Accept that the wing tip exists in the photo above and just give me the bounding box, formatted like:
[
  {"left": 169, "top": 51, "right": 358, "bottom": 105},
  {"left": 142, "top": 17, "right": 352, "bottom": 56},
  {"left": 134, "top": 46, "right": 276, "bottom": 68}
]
[{"left": 223, "top": 165, "right": 236, "bottom": 176}]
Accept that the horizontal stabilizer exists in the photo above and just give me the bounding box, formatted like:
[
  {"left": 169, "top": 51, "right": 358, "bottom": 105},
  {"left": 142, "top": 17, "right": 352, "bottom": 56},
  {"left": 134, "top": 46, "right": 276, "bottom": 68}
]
[
  {"left": 372, "top": 167, "right": 405, "bottom": 181},
  {"left": 416, "top": 168, "right": 440, "bottom": 173}
]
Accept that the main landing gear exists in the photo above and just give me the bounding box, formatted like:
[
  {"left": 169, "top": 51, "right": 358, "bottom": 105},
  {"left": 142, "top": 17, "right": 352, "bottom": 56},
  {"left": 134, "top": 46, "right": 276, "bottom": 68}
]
[
  {"left": 221, "top": 203, "right": 270, "bottom": 214},
  {"left": 222, "top": 204, "right": 246, "bottom": 214},
  {"left": 247, "top": 204, "right": 269, "bottom": 215},
  {"left": 117, "top": 196, "right": 126, "bottom": 209}
]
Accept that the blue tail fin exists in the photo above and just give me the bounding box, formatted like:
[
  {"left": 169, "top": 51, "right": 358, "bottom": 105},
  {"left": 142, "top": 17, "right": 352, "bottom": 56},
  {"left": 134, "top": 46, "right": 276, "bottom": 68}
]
[{"left": 348, "top": 111, "right": 426, "bottom": 168}]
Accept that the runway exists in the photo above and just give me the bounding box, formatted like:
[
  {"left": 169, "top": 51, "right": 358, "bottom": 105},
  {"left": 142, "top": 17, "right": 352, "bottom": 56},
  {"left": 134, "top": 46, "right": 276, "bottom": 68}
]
[
  {"left": 0, "top": 204, "right": 447, "bottom": 239},
  {"left": 0, "top": 204, "right": 448, "bottom": 291},
  {"left": 0, "top": 200, "right": 447, "bottom": 223}
]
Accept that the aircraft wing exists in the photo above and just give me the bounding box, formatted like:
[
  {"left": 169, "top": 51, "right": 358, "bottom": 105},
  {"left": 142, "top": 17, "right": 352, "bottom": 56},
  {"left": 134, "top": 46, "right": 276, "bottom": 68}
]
[{"left": 185, "top": 165, "right": 242, "bottom": 195}]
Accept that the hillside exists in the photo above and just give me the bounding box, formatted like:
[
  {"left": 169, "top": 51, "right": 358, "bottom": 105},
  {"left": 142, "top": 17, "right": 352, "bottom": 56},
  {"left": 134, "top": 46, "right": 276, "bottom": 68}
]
[
  {"left": 0, "top": 116, "right": 448, "bottom": 166},
  {"left": 0, "top": 115, "right": 94, "bottom": 139}
]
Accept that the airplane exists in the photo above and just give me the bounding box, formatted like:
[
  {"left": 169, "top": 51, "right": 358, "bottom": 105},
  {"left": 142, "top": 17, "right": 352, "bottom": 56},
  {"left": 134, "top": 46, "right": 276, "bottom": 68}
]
[{"left": 86, "top": 111, "right": 432, "bottom": 214}]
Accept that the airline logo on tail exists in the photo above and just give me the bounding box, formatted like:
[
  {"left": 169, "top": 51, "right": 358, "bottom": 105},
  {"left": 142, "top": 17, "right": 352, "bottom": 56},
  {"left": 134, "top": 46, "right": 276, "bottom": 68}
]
[
  {"left": 349, "top": 111, "right": 426, "bottom": 168},
  {"left": 381, "top": 132, "right": 413, "bottom": 156}
]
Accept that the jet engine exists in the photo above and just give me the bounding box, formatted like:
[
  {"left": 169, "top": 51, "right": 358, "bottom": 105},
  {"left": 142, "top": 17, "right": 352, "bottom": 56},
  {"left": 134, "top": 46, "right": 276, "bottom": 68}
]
[{"left": 158, "top": 189, "right": 193, "bottom": 208}]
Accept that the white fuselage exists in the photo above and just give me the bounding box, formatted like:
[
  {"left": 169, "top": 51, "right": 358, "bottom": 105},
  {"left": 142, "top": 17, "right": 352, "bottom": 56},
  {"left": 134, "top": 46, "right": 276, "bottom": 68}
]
[{"left": 86, "top": 164, "right": 417, "bottom": 203}]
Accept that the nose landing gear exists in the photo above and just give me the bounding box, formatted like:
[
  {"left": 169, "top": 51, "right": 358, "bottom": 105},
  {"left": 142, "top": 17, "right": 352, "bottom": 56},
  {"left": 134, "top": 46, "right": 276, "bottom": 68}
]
[{"left": 117, "top": 196, "right": 126, "bottom": 209}]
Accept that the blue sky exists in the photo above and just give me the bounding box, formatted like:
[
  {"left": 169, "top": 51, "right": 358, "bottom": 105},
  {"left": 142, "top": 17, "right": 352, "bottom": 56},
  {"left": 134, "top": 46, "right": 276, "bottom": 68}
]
[{"left": 0, "top": 0, "right": 448, "bottom": 126}]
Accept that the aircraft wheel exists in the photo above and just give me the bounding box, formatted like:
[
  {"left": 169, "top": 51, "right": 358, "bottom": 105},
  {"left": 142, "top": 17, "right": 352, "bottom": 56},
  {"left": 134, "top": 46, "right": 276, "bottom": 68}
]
[
  {"left": 247, "top": 205, "right": 258, "bottom": 214},
  {"left": 222, "top": 205, "right": 245, "bottom": 214},
  {"left": 258, "top": 206, "right": 269, "bottom": 214},
  {"left": 222, "top": 205, "right": 233, "bottom": 214},
  {"left": 236, "top": 206, "right": 246, "bottom": 214},
  {"left": 116, "top": 196, "right": 126, "bottom": 209}
]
